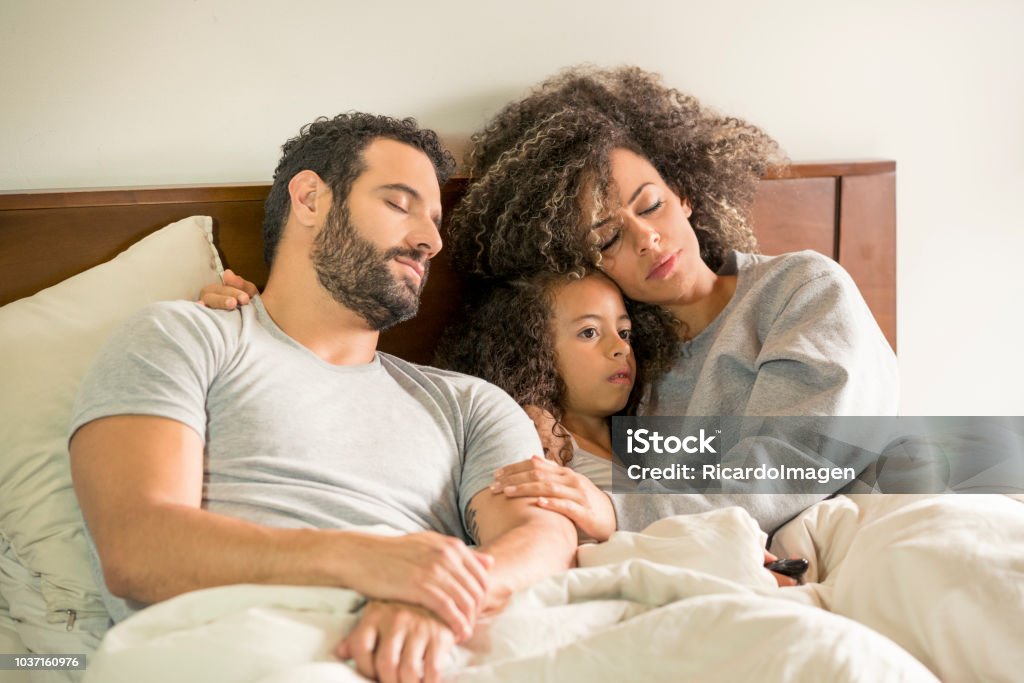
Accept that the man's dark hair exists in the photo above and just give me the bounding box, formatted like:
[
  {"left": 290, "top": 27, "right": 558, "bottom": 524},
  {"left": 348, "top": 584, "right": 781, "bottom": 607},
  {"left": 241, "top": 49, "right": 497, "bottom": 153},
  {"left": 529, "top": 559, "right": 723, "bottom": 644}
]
[{"left": 262, "top": 112, "right": 455, "bottom": 266}]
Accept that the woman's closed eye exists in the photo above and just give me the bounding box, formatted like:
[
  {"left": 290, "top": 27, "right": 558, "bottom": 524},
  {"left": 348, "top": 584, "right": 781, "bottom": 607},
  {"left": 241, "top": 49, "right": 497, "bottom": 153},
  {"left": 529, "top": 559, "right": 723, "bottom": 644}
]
[
  {"left": 385, "top": 200, "right": 408, "bottom": 214},
  {"left": 597, "top": 228, "right": 621, "bottom": 252},
  {"left": 639, "top": 199, "right": 663, "bottom": 216},
  {"left": 596, "top": 201, "right": 661, "bottom": 251}
]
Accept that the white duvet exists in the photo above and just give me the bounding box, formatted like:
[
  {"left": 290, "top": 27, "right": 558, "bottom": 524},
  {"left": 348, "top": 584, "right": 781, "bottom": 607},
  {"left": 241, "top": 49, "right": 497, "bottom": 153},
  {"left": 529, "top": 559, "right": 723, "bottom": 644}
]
[{"left": 85, "top": 495, "right": 1024, "bottom": 682}]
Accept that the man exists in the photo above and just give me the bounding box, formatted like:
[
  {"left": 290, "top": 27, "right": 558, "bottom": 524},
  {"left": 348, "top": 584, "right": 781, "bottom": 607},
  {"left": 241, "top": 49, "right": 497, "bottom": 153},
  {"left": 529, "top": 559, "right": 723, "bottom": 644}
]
[{"left": 69, "top": 113, "right": 577, "bottom": 683}]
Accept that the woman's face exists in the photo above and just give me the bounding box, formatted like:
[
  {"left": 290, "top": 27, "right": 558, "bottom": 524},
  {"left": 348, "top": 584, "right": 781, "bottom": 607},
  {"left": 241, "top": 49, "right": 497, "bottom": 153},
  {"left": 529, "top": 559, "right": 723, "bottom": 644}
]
[
  {"left": 587, "top": 148, "right": 708, "bottom": 306},
  {"left": 550, "top": 275, "right": 636, "bottom": 421}
]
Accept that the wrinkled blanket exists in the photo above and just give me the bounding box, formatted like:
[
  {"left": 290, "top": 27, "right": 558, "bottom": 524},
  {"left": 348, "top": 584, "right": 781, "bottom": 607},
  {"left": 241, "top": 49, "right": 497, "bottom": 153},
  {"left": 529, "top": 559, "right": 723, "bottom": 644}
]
[{"left": 85, "top": 495, "right": 1024, "bottom": 682}]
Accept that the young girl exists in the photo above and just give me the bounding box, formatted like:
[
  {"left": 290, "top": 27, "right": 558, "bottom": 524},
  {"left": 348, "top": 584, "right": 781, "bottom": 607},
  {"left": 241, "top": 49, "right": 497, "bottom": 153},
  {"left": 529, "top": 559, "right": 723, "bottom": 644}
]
[{"left": 436, "top": 270, "right": 678, "bottom": 542}]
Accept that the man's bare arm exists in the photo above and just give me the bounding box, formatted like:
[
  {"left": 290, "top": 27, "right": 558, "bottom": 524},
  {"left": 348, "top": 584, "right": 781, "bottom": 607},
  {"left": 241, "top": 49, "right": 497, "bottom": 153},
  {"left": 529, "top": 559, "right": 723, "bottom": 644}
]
[
  {"left": 334, "top": 492, "right": 576, "bottom": 676},
  {"left": 70, "top": 415, "right": 488, "bottom": 639},
  {"left": 465, "top": 487, "right": 577, "bottom": 611}
]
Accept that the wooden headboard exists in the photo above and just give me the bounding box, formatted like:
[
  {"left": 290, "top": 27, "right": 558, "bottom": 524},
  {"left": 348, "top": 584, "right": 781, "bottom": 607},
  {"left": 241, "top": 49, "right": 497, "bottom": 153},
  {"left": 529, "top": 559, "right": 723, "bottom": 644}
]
[{"left": 0, "top": 160, "right": 896, "bottom": 361}]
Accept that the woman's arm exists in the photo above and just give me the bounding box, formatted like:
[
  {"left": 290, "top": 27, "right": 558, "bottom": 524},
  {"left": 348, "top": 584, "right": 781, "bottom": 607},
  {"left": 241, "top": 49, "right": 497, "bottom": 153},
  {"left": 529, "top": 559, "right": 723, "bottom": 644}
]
[
  {"left": 747, "top": 278, "right": 897, "bottom": 416},
  {"left": 624, "top": 256, "right": 899, "bottom": 534},
  {"left": 490, "top": 455, "right": 617, "bottom": 542}
]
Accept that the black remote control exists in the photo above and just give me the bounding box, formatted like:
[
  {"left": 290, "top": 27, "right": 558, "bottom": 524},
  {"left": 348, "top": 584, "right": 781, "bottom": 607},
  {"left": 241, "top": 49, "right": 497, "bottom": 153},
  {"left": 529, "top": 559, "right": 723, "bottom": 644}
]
[{"left": 765, "top": 558, "right": 810, "bottom": 579}]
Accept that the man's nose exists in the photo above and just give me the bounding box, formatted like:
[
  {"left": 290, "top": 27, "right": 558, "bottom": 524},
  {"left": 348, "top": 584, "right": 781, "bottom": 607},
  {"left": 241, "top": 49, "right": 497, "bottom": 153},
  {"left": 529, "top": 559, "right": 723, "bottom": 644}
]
[{"left": 408, "top": 216, "right": 442, "bottom": 259}]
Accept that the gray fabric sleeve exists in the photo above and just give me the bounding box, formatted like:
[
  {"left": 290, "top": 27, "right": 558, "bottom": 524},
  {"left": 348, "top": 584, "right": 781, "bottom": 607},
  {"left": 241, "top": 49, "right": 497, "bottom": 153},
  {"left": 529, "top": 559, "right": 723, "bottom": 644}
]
[
  {"left": 722, "top": 264, "right": 896, "bottom": 528},
  {"left": 615, "top": 262, "right": 899, "bottom": 535},
  {"left": 69, "top": 302, "right": 232, "bottom": 441},
  {"left": 745, "top": 263, "right": 899, "bottom": 417},
  {"left": 456, "top": 381, "right": 545, "bottom": 530}
]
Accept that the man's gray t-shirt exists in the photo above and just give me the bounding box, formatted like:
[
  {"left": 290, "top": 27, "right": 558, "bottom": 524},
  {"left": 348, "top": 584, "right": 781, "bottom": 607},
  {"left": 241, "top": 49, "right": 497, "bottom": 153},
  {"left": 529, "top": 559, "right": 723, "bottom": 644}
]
[{"left": 70, "top": 297, "right": 541, "bottom": 621}]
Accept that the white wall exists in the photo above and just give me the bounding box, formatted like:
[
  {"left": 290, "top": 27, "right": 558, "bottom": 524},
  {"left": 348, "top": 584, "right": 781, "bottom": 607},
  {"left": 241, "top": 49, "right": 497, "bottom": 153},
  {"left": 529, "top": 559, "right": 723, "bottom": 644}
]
[{"left": 2, "top": 0, "right": 1021, "bottom": 414}]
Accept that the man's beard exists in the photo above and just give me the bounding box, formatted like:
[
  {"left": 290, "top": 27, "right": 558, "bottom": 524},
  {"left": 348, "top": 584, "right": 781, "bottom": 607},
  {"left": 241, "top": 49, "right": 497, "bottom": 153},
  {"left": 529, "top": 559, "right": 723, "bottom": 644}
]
[{"left": 311, "top": 206, "right": 429, "bottom": 331}]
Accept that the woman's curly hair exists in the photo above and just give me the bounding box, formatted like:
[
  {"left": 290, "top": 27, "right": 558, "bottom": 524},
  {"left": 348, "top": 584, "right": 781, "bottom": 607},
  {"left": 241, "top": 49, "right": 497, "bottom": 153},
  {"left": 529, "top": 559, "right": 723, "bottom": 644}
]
[
  {"left": 447, "top": 66, "right": 786, "bottom": 279},
  {"left": 436, "top": 272, "right": 678, "bottom": 464}
]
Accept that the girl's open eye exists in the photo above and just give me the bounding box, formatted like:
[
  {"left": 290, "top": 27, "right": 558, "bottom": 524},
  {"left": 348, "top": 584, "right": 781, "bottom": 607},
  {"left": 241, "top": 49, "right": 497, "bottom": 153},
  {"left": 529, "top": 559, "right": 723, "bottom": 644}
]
[
  {"left": 619, "top": 329, "right": 632, "bottom": 342},
  {"left": 578, "top": 327, "right": 598, "bottom": 340}
]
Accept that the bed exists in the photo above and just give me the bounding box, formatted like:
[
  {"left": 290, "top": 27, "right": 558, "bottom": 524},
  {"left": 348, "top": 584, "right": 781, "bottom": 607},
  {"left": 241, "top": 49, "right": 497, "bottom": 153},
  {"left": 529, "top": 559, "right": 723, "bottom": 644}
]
[{"left": 3, "top": 161, "right": 1022, "bottom": 683}]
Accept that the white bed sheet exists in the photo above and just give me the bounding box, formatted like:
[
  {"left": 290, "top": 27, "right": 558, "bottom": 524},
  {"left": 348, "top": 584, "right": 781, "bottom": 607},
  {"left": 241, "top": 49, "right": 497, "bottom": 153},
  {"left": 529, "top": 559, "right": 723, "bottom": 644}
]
[
  {"left": 83, "top": 499, "right": 1024, "bottom": 682},
  {"left": 772, "top": 493, "right": 1024, "bottom": 682}
]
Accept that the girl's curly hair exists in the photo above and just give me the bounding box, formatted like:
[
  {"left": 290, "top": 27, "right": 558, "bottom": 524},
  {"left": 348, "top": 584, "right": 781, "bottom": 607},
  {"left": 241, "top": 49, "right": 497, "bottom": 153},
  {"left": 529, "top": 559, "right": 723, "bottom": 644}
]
[
  {"left": 448, "top": 66, "right": 786, "bottom": 279},
  {"left": 436, "top": 272, "right": 678, "bottom": 464}
]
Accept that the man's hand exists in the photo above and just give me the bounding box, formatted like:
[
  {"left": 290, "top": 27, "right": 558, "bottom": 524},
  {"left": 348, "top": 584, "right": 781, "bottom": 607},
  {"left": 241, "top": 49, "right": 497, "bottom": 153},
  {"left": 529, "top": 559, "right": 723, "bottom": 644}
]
[
  {"left": 348, "top": 532, "right": 493, "bottom": 642},
  {"left": 491, "top": 455, "right": 617, "bottom": 542},
  {"left": 337, "top": 600, "right": 455, "bottom": 683},
  {"left": 197, "top": 269, "right": 259, "bottom": 309},
  {"left": 72, "top": 417, "right": 491, "bottom": 641}
]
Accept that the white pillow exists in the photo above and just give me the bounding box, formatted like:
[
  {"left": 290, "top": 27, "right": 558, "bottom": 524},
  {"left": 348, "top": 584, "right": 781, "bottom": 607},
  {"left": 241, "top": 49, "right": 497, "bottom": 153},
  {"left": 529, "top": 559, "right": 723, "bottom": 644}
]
[{"left": 0, "top": 215, "right": 223, "bottom": 620}]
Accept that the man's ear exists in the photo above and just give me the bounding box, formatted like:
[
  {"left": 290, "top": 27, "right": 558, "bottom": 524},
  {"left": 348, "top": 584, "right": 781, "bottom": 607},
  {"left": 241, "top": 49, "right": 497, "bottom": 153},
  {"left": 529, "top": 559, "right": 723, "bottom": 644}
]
[{"left": 287, "top": 170, "right": 326, "bottom": 228}]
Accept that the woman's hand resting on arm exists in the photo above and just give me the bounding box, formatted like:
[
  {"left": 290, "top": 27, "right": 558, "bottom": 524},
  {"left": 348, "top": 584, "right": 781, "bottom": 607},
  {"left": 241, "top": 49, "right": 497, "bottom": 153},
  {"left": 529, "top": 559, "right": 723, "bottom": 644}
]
[
  {"left": 197, "top": 269, "right": 260, "bottom": 309},
  {"left": 493, "top": 459, "right": 799, "bottom": 585},
  {"left": 490, "top": 455, "right": 617, "bottom": 542}
]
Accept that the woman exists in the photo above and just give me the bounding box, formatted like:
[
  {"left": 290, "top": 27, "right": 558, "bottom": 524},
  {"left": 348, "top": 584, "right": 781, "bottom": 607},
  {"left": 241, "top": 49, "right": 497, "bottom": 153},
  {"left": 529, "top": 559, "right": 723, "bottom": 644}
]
[
  {"left": 450, "top": 66, "right": 896, "bottom": 415},
  {"left": 445, "top": 67, "right": 898, "bottom": 533}
]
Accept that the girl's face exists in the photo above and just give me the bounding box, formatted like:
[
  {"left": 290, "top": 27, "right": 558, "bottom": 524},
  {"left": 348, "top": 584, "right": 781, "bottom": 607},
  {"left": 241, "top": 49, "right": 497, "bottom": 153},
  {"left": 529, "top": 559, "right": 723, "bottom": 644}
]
[
  {"left": 587, "top": 148, "right": 709, "bottom": 306},
  {"left": 550, "top": 275, "right": 637, "bottom": 421}
]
